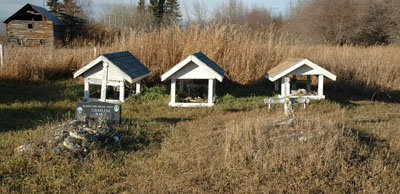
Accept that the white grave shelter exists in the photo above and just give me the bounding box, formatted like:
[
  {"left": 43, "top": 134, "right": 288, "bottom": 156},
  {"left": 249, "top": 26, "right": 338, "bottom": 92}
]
[
  {"left": 265, "top": 58, "right": 336, "bottom": 99},
  {"left": 161, "top": 51, "right": 225, "bottom": 107},
  {"left": 73, "top": 51, "right": 150, "bottom": 103}
]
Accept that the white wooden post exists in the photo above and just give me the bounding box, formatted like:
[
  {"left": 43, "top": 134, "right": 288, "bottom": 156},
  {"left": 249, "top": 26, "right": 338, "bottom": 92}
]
[
  {"left": 281, "top": 77, "right": 290, "bottom": 97},
  {"left": 281, "top": 77, "right": 286, "bottom": 97},
  {"left": 179, "top": 80, "right": 184, "bottom": 91},
  {"left": 84, "top": 78, "right": 89, "bottom": 100},
  {"left": 318, "top": 75, "right": 324, "bottom": 98},
  {"left": 100, "top": 63, "right": 109, "bottom": 102},
  {"left": 285, "top": 77, "right": 290, "bottom": 96},
  {"left": 136, "top": 81, "right": 141, "bottom": 94},
  {"left": 0, "top": 44, "right": 4, "bottom": 66},
  {"left": 274, "top": 82, "right": 279, "bottom": 92},
  {"left": 171, "top": 79, "right": 176, "bottom": 104},
  {"left": 306, "top": 75, "right": 311, "bottom": 91},
  {"left": 208, "top": 79, "right": 213, "bottom": 105},
  {"left": 119, "top": 81, "right": 125, "bottom": 102}
]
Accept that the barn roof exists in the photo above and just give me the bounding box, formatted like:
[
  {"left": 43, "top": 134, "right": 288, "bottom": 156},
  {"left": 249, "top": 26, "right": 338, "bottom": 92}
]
[
  {"left": 161, "top": 51, "right": 225, "bottom": 82},
  {"left": 74, "top": 51, "right": 150, "bottom": 83},
  {"left": 265, "top": 58, "right": 336, "bottom": 82},
  {"left": 4, "top": 3, "right": 65, "bottom": 26}
]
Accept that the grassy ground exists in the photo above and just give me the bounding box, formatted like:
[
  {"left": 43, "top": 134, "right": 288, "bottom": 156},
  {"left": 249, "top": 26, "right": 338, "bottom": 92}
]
[{"left": 0, "top": 79, "right": 399, "bottom": 193}]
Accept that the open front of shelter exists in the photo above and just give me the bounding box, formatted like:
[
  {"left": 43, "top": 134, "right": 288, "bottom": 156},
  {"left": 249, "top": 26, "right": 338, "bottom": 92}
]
[
  {"left": 161, "top": 51, "right": 225, "bottom": 107},
  {"left": 73, "top": 51, "right": 150, "bottom": 103},
  {"left": 265, "top": 58, "right": 336, "bottom": 100}
]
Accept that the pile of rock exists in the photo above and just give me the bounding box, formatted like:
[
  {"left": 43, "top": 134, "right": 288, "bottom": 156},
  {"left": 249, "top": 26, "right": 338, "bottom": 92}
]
[
  {"left": 17, "top": 118, "right": 120, "bottom": 156},
  {"left": 51, "top": 119, "right": 120, "bottom": 155}
]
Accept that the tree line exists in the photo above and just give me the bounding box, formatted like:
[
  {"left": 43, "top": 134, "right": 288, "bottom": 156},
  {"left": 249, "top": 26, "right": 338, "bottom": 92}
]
[{"left": 47, "top": 0, "right": 400, "bottom": 46}]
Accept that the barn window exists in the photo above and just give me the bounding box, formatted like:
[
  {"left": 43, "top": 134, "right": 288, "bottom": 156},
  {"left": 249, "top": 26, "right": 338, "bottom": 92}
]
[{"left": 28, "top": 24, "right": 33, "bottom": 29}]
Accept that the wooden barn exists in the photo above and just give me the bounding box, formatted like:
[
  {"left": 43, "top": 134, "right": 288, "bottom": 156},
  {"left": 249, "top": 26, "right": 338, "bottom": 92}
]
[{"left": 3, "top": 3, "right": 66, "bottom": 47}]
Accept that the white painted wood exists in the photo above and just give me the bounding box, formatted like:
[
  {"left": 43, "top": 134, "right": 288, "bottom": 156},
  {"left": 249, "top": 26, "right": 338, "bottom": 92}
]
[
  {"left": 161, "top": 55, "right": 224, "bottom": 82},
  {"left": 119, "top": 81, "right": 125, "bottom": 102},
  {"left": 274, "top": 81, "right": 279, "bottom": 91},
  {"left": 171, "top": 62, "right": 218, "bottom": 80},
  {"left": 161, "top": 56, "right": 192, "bottom": 81},
  {"left": 100, "top": 63, "right": 109, "bottom": 102},
  {"left": 136, "top": 81, "right": 141, "bottom": 94},
  {"left": 169, "top": 102, "right": 214, "bottom": 107},
  {"left": 84, "top": 64, "right": 124, "bottom": 82},
  {"left": 74, "top": 56, "right": 134, "bottom": 83},
  {"left": 281, "top": 77, "right": 286, "bottom": 97},
  {"left": 268, "top": 59, "right": 336, "bottom": 82},
  {"left": 0, "top": 44, "right": 4, "bottom": 66},
  {"left": 84, "top": 78, "right": 89, "bottom": 100},
  {"left": 306, "top": 75, "right": 311, "bottom": 91},
  {"left": 171, "top": 79, "right": 176, "bottom": 104},
  {"left": 285, "top": 77, "right": 290, "bottom": 96},
  {"left": 179, "top": 80, "right": 184, "bottom": 91},
  {"left": 289, "top": 65, "right": 321, "bottom": 76},
  {"left": 318, "top": 75, "right": 324, "bottom": 97},
  {"left": 73, "top": 56, "right": 102, "bottom": 78},
  {"left": 87, "top": 78, "right": 121, "bottom": 86},
  {"left": 208, "top": 79, "right": 213, "bottom": 104},
  {"left": 191, "top": 56, "right": 224, "bottom": 82}
]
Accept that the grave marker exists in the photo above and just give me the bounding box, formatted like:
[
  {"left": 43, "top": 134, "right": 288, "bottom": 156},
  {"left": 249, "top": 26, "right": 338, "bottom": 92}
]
[{"left": 76, "top": 101, "right": 121, "bottom": 122}]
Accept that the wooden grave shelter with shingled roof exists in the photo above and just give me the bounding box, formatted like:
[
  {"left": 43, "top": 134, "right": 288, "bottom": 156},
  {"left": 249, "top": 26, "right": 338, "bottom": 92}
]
[
  {"left": 265, "top": 58, "right": 336, "bottom": 100},
  {"left": 161, "top": 51, "right": 225, "bottom": 107},
  {"left": 3, "top": 3, "right": 66, "bottom": 47},
  {"left": 74, "top": 51, "right": 150, "bottom": 103}
]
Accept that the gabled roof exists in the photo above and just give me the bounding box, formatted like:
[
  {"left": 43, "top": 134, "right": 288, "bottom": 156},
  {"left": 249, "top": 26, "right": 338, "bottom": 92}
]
[
  {"left": 265, "top": 58, "right": 337, "bottom": 82},
  {"left": 161, "top": 51, "right": 225, "bottom": 82},
  {"left": 4, "top": 3, "right": 65, "bottom": 26},
  {"left": 74, "top": 51, "right": 150, "bottom": 83}
]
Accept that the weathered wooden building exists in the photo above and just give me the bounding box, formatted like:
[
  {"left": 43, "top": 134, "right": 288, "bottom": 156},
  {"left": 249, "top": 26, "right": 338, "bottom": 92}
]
[{"left": 3, "top": 3, "right": 66, "bottom": 47}]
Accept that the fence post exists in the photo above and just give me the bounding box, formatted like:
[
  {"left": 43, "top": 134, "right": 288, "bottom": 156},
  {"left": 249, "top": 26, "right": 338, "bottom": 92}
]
[
  {"left": 94, "top": 47, "right": 97, "bottom": 57},
  {"left": 0, "top": 44, "right": 4, "bottom": 66}
]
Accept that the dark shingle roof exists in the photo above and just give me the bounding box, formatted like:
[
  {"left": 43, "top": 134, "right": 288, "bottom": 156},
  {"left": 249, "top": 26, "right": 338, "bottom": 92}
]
[
  {"left": 192, "top": 51, "right": 225, "bottom": 77},
  {"left": 4, "top": 4, "right": 65, "bottom": 26},
  {"left": 30, "top": 4, "right": 65, "bottom": 26},
  {"left": 103, "top": 51, "right": 150, "bottom": 79}
]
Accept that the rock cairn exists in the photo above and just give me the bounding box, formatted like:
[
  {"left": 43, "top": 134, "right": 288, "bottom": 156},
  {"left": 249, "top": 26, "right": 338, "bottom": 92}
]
[
  {"left": 16, "top": 118, "right": 120, "bottom": 156},
  {"left": 51, "top": 118, "right": 120, "bottom": 155}
]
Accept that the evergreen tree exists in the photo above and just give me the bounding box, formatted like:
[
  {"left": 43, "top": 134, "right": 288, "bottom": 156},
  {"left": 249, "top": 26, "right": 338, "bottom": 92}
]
[
  {"left": 137, "top": 0, "right": 146, "bottom": 13},
  {"left": 165, "top": 0, "right": 181, "bottom": 24},
  {"left": 63, "top": 0, "right": 83, "bottom": 17},
  {"left": 47, "top": 0, "right": 63, "bottom": 16}
]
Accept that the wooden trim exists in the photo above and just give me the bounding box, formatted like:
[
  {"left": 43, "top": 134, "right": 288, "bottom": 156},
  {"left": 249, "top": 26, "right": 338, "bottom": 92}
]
[
  {"left": 161, "top": 55, "right": 224, "bottom": 82},
  {"left": 208, "top": 79, "right": 213, "bottom": 104},
  {"left": 170, "top": 79, "right": 176, "bottom": 104},
  {"left": 268, "top": 59, "right": 336, "bottom": 82}
]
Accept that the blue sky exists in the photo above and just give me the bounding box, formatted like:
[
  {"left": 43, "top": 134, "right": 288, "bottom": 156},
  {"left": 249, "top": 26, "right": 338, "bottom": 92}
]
[{"left": 0, "top": 0, "right": 293, "bottom": 20}]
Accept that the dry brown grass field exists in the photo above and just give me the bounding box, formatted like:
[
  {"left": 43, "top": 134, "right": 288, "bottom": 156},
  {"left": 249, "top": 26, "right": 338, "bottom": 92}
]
[{"left": 0, "top": 24, "right": 399, "bottom": 193}]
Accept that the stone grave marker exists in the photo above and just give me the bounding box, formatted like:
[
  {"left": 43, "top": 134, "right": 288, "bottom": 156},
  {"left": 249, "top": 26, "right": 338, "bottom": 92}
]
[{"left": 76, "top": 101, "right": 121, "bottom": 123}]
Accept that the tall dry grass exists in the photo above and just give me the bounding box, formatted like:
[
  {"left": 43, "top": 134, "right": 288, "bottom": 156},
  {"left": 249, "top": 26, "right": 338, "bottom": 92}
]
[{"left": 1, "top": 24, "right": 399, "bottom": 94}]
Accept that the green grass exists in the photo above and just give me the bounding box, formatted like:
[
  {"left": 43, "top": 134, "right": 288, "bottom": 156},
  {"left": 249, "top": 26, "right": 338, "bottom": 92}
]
[{"left": 1, "top": 80, "right": 400, "bottom": 193}]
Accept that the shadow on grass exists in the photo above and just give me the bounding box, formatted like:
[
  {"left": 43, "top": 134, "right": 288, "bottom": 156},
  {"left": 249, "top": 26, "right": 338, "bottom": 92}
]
[
  {"left": 0, "top": 81, "right": 82, "bottom": 104},
  {"left": 108, "top": 123, "right": 167, "bottom": 153},
  {"left": 0, "top": 106, "right": 74, "bottom": 132},
  {"left": 154, "top": 117, "right": 193, "bottom": 125}
]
